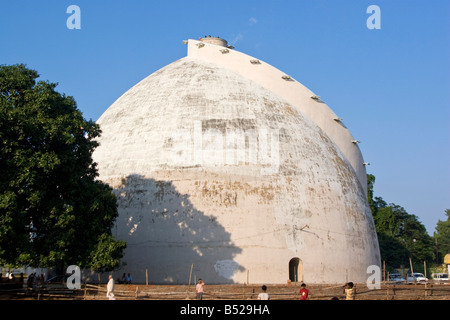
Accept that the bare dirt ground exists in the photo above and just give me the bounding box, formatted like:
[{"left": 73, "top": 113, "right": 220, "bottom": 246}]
[{"left": 2, "top": 282, "right": 449, "bottom": 300}]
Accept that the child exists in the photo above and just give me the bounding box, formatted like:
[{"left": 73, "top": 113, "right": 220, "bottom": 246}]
[
  {"left": 196, "top": 279, "right": 205, "bottom": 300},
  {"left": 298, "top": 283, "right": 310, "bottom": 300},
  {"left": 344, "top": 282, "right": 356, "bottom": 300}
]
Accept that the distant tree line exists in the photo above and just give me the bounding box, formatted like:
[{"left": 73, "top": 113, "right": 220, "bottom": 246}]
[{"left": 367, "top": 174, "right": 449, "bottom": 271}]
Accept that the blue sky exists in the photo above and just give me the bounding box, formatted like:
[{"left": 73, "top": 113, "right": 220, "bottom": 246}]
[{"left": 1, "top": 0, "right": 449, "bottom": 234}]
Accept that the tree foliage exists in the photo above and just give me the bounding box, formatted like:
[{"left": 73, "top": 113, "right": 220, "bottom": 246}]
[
  {"left": 367, "top": 174, "right": 435, "bottom": 269},
  {"left": 0, "top": 64, "right": 126, "bottom": 271},
  {"left": 434, "top": 209, "right": 450, "bottom": 263}
]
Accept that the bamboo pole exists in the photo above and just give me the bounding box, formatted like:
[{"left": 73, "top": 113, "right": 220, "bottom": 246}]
[
  {"left": 386, "top": 271, "right": 390, "bottom": 298},
  {"left": 146, "top": 268, "right": 148, "bottom": 285},
  {"left": 409, "top": 258, "right": 415, "bottom": 284},
  {"left": 188, "top": 263, "right": 193, "bottom": 289}
]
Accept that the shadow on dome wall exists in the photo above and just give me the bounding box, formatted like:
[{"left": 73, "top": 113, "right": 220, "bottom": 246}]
[{"left": 112, "top": 174, "right": 243, "bottom": 284}]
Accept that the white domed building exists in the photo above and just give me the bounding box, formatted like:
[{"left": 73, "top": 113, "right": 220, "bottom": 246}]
[{"left": 93, "top": 37, "right": 380, "bottom": 284}]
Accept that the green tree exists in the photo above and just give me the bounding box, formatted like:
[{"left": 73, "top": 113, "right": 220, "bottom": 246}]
[
  {"left": 401, "top": 213, "right": 434, "bottom": 263},
  {"left": 367, "top": 174, "right": 376, "bottom": 215},
  {"left": 434, "top": 209, "right": 450, "bottom": 263},
  {"left": 0, "top": 64, "right": 126, "bottom": 272},
  {"left": 367, "top": 174, "right": 434, "bottom": 269},
  {"left": 366, "top": 174, "right": 387, "bottom": 215}
]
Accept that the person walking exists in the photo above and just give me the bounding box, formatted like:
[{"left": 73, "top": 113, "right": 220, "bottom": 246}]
[
  {"left": 257, "top": 285, "right": 270, "bottom": 300},
  {"left": 196, "top": 279, "right": 205, "bottom": 300},
  {"left": 107, "top": 275, "right": 115, "bottom": 300}
]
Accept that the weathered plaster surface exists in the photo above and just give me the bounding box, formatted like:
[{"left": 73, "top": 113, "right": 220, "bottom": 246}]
[
  {"left": 93, "top": 44, "right": 380, "bottom": 284},
  {"left": 186, "top": 39, "right": 368, "bottom": 195}
]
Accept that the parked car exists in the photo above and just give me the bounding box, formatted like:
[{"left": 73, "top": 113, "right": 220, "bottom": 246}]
[
  {"left": 406, "top": 272, "right": 428, "bottom": 283},
  {"left": 388, "top": 273, "right": 406, "bottom": 283},
  {"left": 431, "top": 273, "right": 449, "bottom": 283}
]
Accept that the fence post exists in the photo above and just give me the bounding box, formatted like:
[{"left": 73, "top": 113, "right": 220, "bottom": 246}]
[
  {"left": 409, "top": 258, "right": 415, "bottom": 284},
  {"left": 188, "top": 263, "right": 193, "bottom": 289}
]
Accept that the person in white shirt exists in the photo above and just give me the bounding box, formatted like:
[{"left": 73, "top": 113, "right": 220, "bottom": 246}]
[
  {"left": 106, "top": 275, "right": 115, "bottom": 300},
  {"left": 257, "top": 285, "right": 270, "bottom": 300}
]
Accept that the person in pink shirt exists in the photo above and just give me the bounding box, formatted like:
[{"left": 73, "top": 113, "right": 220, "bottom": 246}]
[{"left": 196, "top": 279, "right": 205, "bottom": 300}]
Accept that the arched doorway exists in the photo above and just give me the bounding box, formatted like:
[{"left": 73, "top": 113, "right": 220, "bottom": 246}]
[{"left": 289, "top": 257, "right": 303, "bottom": 283}]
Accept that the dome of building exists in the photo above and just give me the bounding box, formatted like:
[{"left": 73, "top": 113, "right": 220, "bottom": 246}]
[{"left": 93, "top": 38, "right": 380, "bottom": 284}]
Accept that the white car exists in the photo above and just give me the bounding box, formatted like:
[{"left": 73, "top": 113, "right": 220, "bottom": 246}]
[
  {"left": 406, "top": 272, "right": 428, "bottom": 283},
  {"left": 431, "top": 273, "right": 449, "bottom": 283}
]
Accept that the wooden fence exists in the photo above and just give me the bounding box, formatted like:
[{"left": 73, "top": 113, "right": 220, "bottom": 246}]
[{"left": 2, "top": 282, "right": 449, "bottom": 300}]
